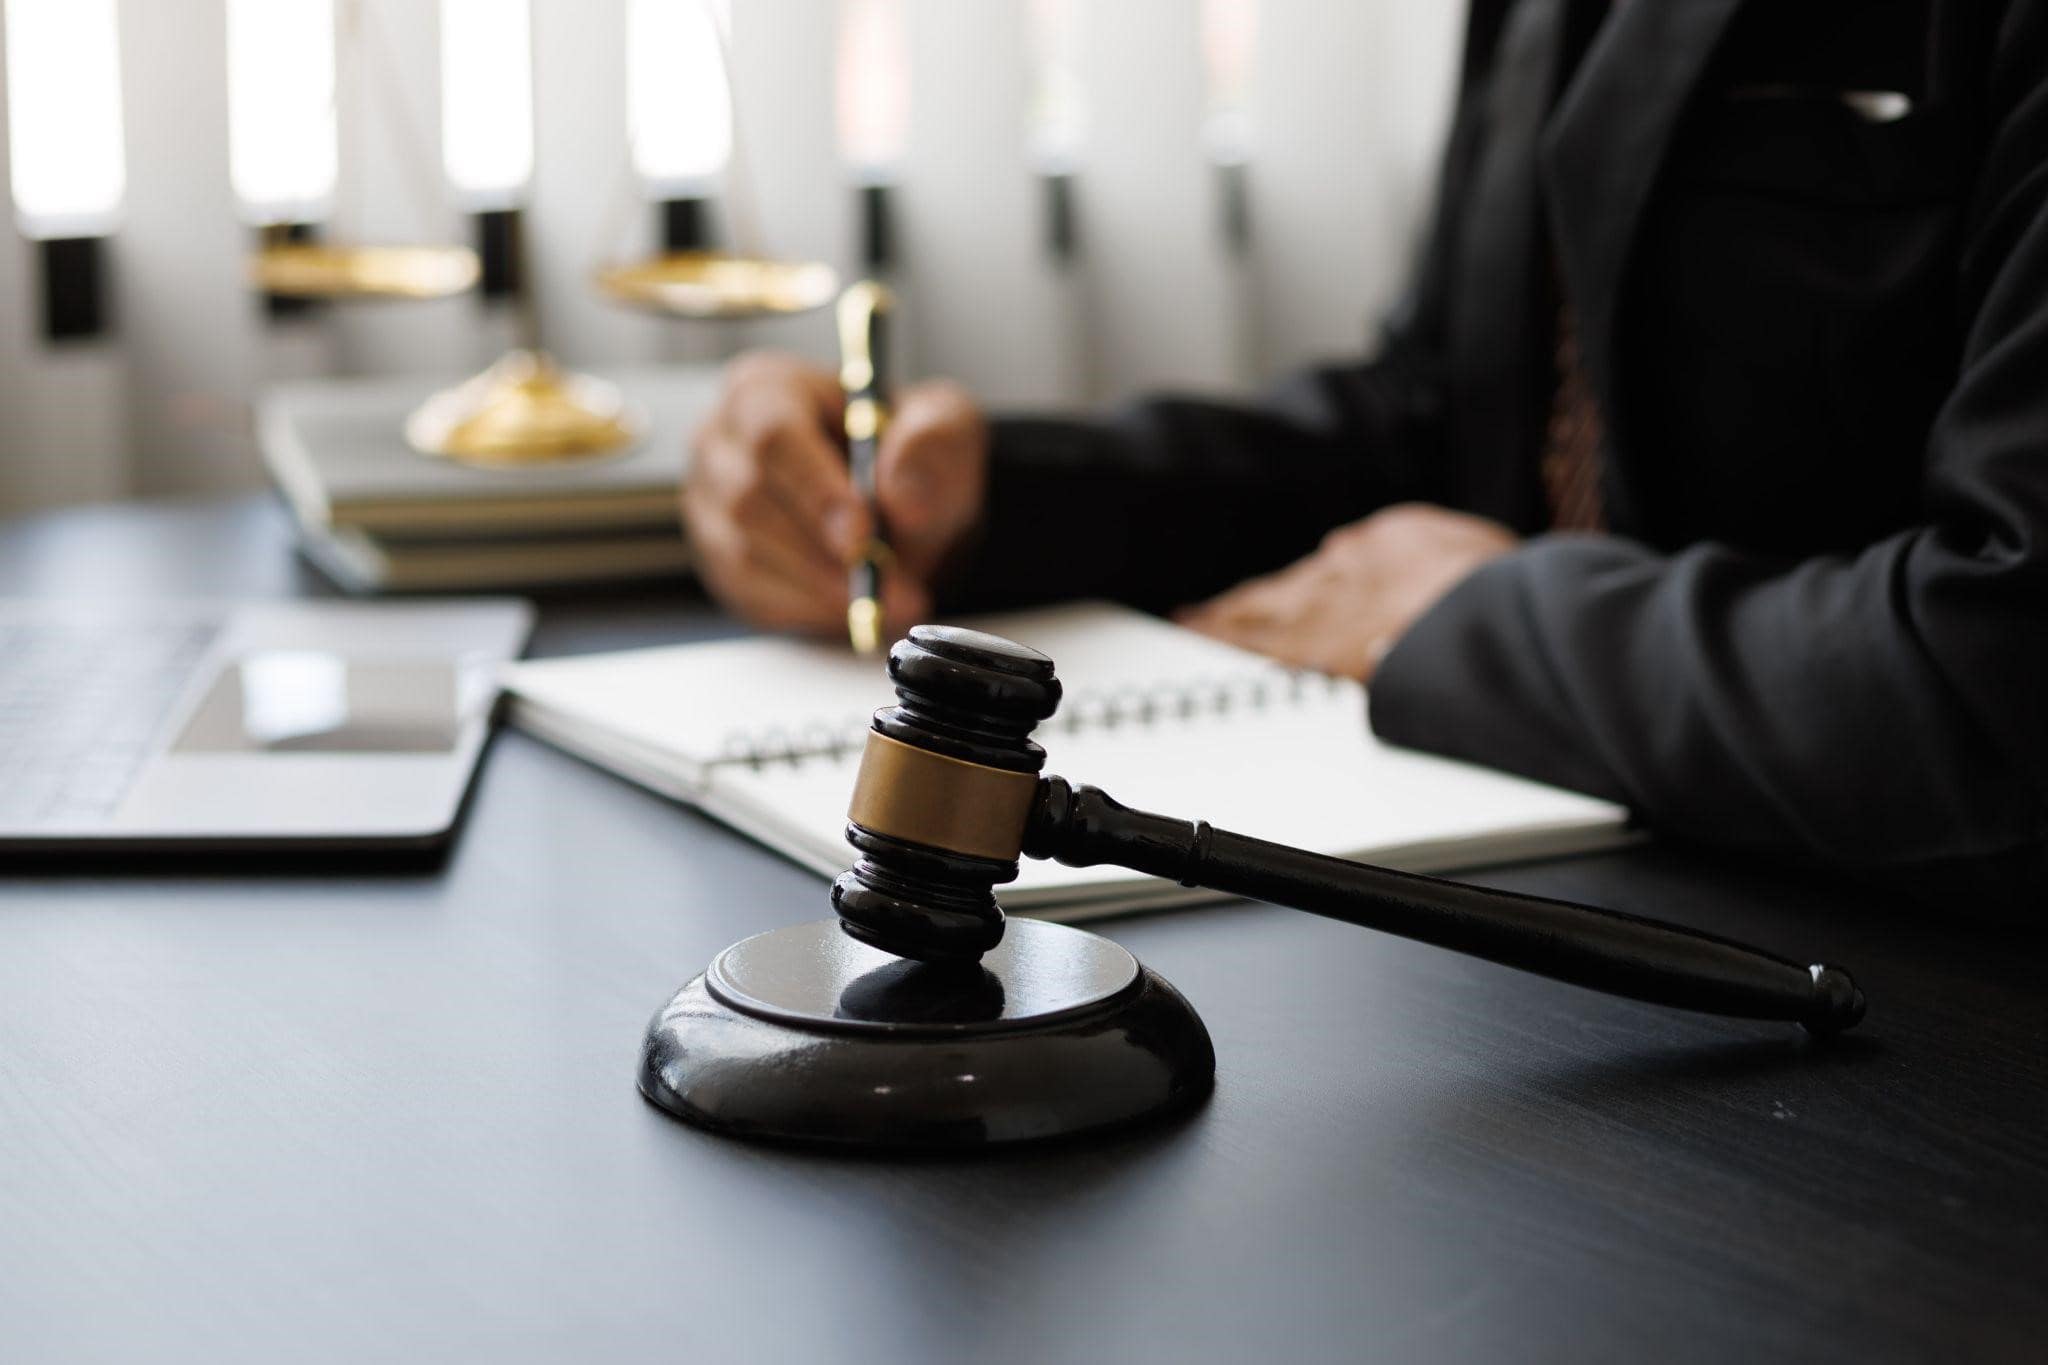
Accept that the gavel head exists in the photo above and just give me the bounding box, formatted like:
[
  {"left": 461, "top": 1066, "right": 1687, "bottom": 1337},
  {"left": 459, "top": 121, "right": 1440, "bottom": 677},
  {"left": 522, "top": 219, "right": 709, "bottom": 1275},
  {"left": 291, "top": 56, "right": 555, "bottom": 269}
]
[{"left": 832, "top": 626, "right": 1062, "bottom": 962}]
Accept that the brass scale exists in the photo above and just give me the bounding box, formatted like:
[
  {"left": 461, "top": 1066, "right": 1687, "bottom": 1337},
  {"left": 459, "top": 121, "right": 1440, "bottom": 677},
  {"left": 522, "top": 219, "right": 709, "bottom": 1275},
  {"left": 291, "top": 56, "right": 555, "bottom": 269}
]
[{"left": 250, "top": 0, "right": 841, "bottom": 467}]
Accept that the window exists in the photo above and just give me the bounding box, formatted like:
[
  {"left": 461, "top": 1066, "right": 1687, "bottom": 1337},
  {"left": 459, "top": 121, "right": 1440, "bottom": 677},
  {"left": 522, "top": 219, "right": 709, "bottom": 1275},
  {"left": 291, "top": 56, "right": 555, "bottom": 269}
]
[
  {"left": 1202, "top": 0, "right": 1256, "bottom": 166},
  {"left": 627, "top": 0, "right": 732, "bottom": 195},
  {"left": 836, "top": 0, "right": 907, "bottom": 181},
  {"left": 441, "top": 0, "right": 533, "bottom": 207},
  {"left": 226, "top": 0, "right": 338, "bottom": 223},
  {"left": 1026, "top": 0, "right": 1084, "bottom": 174},
  {"left": 3, "top": 0, "right": 126, "bottom": 237}
]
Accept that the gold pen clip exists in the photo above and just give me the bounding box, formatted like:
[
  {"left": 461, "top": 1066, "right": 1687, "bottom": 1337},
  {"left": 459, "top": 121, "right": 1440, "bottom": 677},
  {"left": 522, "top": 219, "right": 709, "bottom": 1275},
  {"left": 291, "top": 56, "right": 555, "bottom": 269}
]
[
  {"left": 837, "top": 280, "right": 894, "bottom": 394},
  {"left": 844, "top": 396, "right": 887, "bottom": 443},
  {"left": 847, "top": 596, "right": 884, "bottom": 657}
]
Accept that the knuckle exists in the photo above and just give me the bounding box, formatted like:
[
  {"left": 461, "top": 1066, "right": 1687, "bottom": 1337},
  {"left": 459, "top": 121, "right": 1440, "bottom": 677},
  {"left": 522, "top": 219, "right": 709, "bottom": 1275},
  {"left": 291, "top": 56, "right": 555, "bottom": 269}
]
[
  {"left": 731, "top": 481, "right": 774, "bottom": 525},
  {"left": 895, "top": 384, "right": 976, "bottom": 442},
  {"left": 732, "top": 403, "right": 804, "bottom": 453},
  {"left": 700, "top": 437, "right": 769, "bottom": 502},
  {"left": 691, "top": 429, "right": 740, "bottom": 485},
  {"left": 733, "top": 456, "right": 774, "bottom": 495},
  {"left": 1375, "top": 501, "right": 1428, "bottom": 528},
  {"left": 883, "top": 427, "right": 956, "bottom": 482},
  {"left": 742, "top": 397, "right": 799, "bottom": 444},
  {"left": 880, "top": 405, "right": 934, "bottom": 450},
  {"left": 912, "top": 378, "right": 976, "bottom": 421}
]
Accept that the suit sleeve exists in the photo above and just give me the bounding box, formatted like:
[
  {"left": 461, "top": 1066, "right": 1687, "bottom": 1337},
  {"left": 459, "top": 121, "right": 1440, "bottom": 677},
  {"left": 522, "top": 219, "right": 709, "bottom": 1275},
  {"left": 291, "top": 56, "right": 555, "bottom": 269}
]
[
  {"left": 942, "top": 344, "right": 1449, "bottom": 614},
  {"left": 1370, "top": 30, "right": 2048, "bottom": 916},
  {"left": 940, "top": 0, "right": 1503, "bottom": 615}
]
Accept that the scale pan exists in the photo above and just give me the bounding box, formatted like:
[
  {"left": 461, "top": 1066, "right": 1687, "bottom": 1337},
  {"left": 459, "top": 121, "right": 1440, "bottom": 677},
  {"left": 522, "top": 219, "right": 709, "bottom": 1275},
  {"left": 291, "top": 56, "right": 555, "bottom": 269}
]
[
  {"left": 596, "top": 251, "right": 840, "bottom": 319},
  {"left": 406, "top": 350, "right": 644, "bottom": 466},
  {"left": 251, "top": 243, "right": 481, "bottom": 301}
]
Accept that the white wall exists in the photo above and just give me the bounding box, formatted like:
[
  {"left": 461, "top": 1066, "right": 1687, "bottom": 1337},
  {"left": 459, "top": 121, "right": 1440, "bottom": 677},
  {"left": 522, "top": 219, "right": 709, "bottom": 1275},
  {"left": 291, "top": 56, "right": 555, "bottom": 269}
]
[
  {"left": 1072, "top": 0, "right": 1240, "bottom": 399},
  {"left": 897, "top": 0, "right": 1073, "bottom": 408},
  {"left": 0, "top": 0, "right": 1461, "bottom": 512},
  {"left": 115, "top": 0, "right": 260, "bottom": 498},
  {"left": 1248, "top": 0, "right": 1460, "bottom": 376},
  {"left": 529, "top": 0, "right": 666, "bottom": 372},
  {"left": 726, "top": 0, "right": 849, "bottom": 366},
  {"left": 0, "top": 2, "right": 129, "bottom": 516},
  {"left": 330, "top": 0, "right": 480, "bottom": 378}
]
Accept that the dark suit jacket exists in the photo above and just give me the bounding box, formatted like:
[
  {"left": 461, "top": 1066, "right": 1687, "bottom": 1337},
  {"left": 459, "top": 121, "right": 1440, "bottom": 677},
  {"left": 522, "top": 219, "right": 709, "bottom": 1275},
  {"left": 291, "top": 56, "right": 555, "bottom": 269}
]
[{"left": 950, "top": 0, "right": 2048, "bottom": 914}]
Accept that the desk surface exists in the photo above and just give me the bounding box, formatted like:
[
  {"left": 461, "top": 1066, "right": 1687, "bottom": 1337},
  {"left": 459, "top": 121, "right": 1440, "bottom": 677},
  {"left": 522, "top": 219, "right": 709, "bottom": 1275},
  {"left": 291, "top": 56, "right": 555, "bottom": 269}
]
[{"left": 3, "top": 498, "right": 2044, "bottom": 1363}]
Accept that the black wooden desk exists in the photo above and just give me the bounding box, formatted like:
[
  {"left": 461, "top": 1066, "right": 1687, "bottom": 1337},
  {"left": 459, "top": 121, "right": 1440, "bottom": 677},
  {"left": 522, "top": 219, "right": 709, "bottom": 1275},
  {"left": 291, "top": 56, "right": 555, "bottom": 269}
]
[{"left": 3, "top": 498, "right": 2043, "bottom": 1362}]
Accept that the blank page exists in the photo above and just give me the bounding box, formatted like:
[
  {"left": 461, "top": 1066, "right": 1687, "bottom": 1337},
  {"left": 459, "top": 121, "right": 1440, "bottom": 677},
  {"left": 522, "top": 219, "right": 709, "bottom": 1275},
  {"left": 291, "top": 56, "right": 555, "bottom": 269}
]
[{"left": 506, "top": 602, "right": 1300, "bottom": 787}]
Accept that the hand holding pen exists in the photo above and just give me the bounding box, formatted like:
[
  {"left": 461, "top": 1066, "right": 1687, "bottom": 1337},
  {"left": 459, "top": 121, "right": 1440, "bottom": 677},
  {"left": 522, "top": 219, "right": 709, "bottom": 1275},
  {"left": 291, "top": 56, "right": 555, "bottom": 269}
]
[
  {"left": 831, "top": 283, "right": 991, "bottom": 653},
  {"left": 679, "top": 315, "right": 990, "bottom": 642}
]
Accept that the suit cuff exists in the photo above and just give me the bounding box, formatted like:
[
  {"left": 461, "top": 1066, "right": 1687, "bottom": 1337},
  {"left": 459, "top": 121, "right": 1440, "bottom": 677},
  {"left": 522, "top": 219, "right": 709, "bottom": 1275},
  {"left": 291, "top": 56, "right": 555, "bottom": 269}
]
[{"left": 1366, "top": 538, "right": 1629, "bottom": 802}]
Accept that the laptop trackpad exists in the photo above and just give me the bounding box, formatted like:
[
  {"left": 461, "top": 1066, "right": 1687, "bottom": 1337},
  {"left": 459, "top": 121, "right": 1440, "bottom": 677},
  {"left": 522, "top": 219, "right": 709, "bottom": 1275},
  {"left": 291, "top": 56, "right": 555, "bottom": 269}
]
[{"left": 173, "top": 652, "right": 472, "bottom": 754}]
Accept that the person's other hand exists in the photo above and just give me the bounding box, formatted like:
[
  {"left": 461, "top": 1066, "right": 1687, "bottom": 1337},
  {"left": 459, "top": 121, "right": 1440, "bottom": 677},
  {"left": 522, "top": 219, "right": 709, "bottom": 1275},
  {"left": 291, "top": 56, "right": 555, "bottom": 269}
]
[
  {"left": 1175, "top": 503, "right": 1518, "bottom": 679},
  {"left": 681, "top": 351, "right": 989, "bottom": 634}
]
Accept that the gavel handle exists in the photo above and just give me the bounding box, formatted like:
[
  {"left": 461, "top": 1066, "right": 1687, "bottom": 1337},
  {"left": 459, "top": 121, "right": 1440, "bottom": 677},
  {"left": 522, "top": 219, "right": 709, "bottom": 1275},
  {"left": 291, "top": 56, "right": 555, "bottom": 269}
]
[{"left": 1024, "top": 778, "right": 1864, "bottom": 1035}]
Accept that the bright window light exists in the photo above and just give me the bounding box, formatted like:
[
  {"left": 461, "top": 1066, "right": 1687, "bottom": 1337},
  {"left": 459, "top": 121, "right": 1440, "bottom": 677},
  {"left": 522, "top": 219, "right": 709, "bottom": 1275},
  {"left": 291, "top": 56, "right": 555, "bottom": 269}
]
[
  {"left": 628, "top": 0, "right": 732, "bottom": 195},
  {"left": 441, "top": 0, "right": 533, "bottom": 205},
  {"left": 3, "top": 0, "right": 127, "bottom": 238},
  {"left": 836, "top": 0, "right": 907, "bottom": 180},
  {"left": 1025, "top": 0, "right": 1084, "bottom": 173},
  {"left": 227, "top": 0, "right": 338, "bottom": 223},
  {"left": 1202, "top": 0, "right": 1257, "bottom": 165}
]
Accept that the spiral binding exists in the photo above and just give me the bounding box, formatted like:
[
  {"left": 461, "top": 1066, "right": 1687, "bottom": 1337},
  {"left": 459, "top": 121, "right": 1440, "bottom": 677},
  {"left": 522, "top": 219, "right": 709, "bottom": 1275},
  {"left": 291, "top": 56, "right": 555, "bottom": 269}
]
[{"left": 707, "top": 668, "right": 1352, "bottom": 773}]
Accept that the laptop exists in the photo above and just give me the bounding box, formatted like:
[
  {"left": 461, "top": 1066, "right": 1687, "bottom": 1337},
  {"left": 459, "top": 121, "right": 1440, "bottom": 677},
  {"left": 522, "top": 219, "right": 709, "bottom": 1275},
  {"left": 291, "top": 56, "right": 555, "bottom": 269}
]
[{"left": 0, "top": 598, "right": 532, "bottom": 851}]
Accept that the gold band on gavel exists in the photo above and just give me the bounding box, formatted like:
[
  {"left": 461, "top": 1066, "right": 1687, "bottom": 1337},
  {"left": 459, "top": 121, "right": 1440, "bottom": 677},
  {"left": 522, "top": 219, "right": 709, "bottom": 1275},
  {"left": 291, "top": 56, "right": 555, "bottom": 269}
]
[{"left": 846, "top": 730, "right": 1041, "bottom": 861}]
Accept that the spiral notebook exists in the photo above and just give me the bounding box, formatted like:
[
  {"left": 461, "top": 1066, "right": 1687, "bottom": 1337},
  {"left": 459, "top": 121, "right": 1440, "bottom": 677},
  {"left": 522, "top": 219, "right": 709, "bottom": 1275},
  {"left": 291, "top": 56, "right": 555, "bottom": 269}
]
[{"left": 504, "top": 603, "right": 1631, "bottom": 918}]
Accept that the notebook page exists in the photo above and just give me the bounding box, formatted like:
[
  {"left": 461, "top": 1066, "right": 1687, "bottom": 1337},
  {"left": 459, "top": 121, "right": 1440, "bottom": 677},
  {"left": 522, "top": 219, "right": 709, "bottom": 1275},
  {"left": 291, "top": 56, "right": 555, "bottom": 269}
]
[
  {"left": 505, "top": 601, "right": 1294, "bottom": 789},
  {"left": 507, "top": 600, "right": 1629, "bottom": 912},
  {"left": 507, "top": 633, "right": 894, "bottom": 791}
]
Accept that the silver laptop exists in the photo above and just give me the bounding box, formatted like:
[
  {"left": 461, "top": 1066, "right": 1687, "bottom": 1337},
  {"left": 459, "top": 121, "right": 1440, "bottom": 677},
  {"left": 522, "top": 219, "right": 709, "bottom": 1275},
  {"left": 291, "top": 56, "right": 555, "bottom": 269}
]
[{"left": 0, "top": 598, "right": 532, "bottom": 851}]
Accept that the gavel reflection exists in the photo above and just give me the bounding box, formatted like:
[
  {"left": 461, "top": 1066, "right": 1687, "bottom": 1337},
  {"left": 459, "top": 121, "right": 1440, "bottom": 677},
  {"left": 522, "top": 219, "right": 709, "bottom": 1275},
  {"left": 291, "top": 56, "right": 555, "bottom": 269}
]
[{"left": 833, "top": 626, "right": 1865, "bottom": 1036}]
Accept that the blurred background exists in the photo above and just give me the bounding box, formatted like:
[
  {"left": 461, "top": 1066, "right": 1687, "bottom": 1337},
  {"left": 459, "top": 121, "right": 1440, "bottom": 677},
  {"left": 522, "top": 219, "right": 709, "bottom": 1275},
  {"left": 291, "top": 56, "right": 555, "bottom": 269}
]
[{"left": 0, "top": 0, "right": 1458, "bottom": 520}]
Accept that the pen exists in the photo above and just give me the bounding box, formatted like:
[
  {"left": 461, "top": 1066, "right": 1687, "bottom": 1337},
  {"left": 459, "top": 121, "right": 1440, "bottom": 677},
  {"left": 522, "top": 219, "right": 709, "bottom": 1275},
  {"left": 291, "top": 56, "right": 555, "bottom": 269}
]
[{"left": 837, "top": 281, "right": 894, "bottom": 655}]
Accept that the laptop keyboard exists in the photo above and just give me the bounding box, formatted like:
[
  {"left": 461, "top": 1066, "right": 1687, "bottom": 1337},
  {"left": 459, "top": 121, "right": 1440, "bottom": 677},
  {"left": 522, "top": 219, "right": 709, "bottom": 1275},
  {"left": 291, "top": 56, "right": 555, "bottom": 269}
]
[{"left": 0, "top": 616, "right": 221, "bottom": 826}]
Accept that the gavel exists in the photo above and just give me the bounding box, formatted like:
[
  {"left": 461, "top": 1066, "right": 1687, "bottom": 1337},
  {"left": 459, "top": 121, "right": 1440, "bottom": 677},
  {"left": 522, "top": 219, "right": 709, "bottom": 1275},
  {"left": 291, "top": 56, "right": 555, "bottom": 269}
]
[
  {"left": 833, "top": 625, "right": 1864, "bottom": 1034},
  {"left": 639, "top": 624, "right": 1862, "bottom": 1150}
]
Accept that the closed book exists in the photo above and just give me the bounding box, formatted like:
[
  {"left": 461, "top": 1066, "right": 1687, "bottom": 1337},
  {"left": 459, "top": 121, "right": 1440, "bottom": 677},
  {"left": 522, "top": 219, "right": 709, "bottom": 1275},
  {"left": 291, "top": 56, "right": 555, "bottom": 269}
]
[
  {"left": 300, "top": 523, "right": 692, "bottom": 593},
  {"left": 259, "top": 366, "right": 716, "bottom": 540}
]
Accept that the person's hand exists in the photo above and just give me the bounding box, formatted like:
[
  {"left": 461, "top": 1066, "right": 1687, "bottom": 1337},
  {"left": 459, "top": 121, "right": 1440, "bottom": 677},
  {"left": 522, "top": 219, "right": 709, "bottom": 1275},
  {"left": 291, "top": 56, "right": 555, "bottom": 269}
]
[
  {"left": 681, "top": 352, "right": 989, "bottom": 634},
  {"left": 1175, "top": 503, "right": 1518, "bottom": 679}
]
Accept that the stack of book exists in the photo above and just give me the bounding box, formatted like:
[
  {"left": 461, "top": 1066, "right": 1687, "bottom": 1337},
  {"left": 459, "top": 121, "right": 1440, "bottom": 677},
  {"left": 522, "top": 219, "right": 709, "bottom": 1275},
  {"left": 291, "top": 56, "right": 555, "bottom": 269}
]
[{"left": 259, "top": 367, "right": 717, "bottom": 593}]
